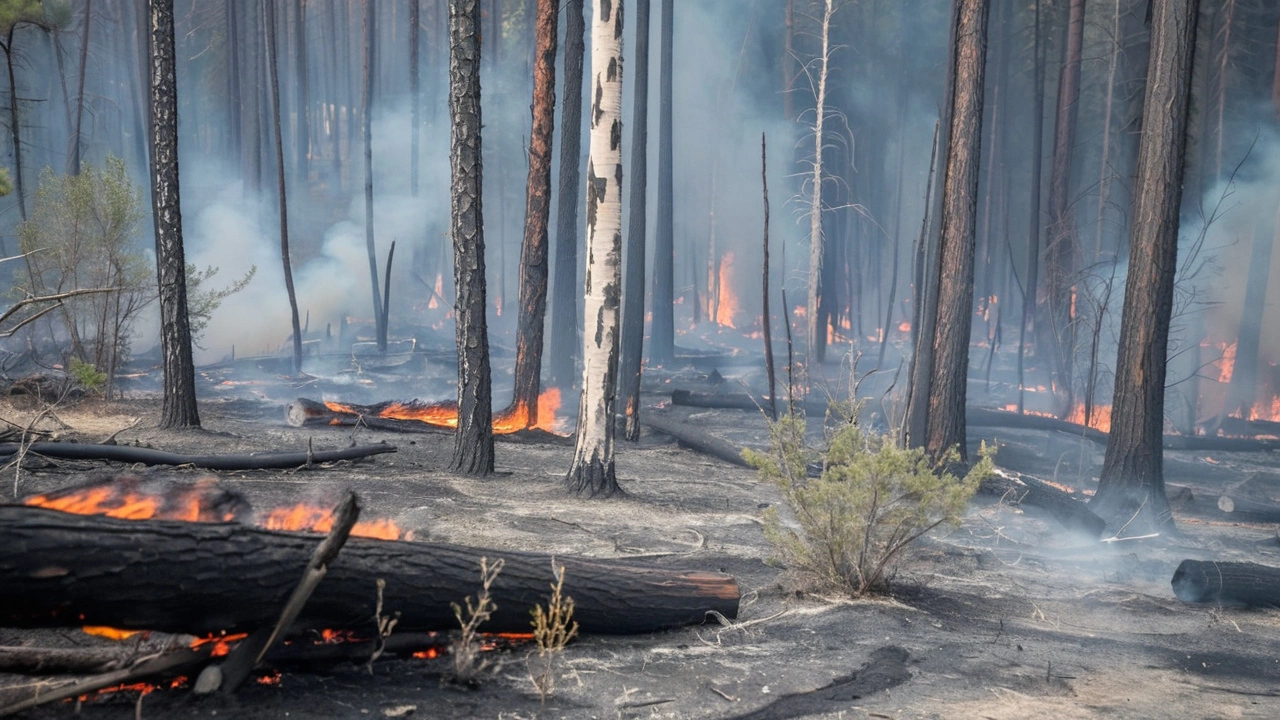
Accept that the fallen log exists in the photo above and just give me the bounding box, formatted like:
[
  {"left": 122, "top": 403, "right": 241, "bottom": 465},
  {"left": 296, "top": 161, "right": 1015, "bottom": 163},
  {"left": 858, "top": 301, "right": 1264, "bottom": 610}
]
[
  {"left": 0, "top": 441, "right": 396, "bottom": 470},
  {"left": 978, "top": 470, "right": 1106, "bottom": 538},
  {"left": 1171, "top": 559, "right": 1280, "bottom": 607},
  {"left": 0, "top": 505, "right": 739, "bottom": 636},
  {"left": 1215, "top": 495, "right": 1280, "bottom": 525},
  {"left": 671, "top": 390, "right": 830, "bottom": 417},
  {"left": 286, "top": 398, "right": 571, "bottom": 444},
  {"left": 967, "top": 407, "right": 1280, "bottom": 452},
  {"left": 641, "top": 411, "right": 753, "bottom": 468}
]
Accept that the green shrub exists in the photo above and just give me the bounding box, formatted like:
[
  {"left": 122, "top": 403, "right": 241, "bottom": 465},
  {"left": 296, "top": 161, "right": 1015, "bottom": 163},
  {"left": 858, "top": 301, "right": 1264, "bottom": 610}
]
[
  {"left": 744, "top": 415, "right": 991, "bottom": 596},
  {"left": 68, "top": 357, "right": 107, "bottom": 394}
]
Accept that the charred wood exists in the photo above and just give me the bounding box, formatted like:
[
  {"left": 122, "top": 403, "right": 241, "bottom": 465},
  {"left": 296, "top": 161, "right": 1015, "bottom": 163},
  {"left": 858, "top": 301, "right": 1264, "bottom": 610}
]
[
  {"left": 1215, "top": 495, "right": 1280, "bottom": 525},
  {"left": 966, "top": 408, "right": 1280, "bottom": 452},
  {"left": 641, "top": 411, "right": 753, "bottom": 469},
  {"left": 1172, "top": 560, "right": 1280, "bottom": 607},
  {"left": 977, "top": 470, "right": 1106, "bottom": 538},
  {"left": 286, "top": 398, "right": 571, "bottom": 444},
  {"left": 0, "top": 441, "right": 396, "bottom": 470},
  {"left": 0, "top": 506, "right": 740, "bottom": 636}
]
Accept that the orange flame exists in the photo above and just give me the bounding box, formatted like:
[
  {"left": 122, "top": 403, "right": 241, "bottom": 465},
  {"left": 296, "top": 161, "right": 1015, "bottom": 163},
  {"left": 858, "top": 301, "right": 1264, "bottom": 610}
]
[
  {"left": 427, "top": 274, "right": 444, "bottom": 310},
  {"left": 23, "top": 477, "right": 241, "bottom": 523},
  {"left": 1216, "top": 341, "right": 1238, "bottom": 384},
  {"left": 1067, "top": 402, "right": 1112, "bottom": 433},
  {"left": 261, "top": 504, "right": 403, "bottom": 540},
  {"left": 1250, "top": 395, "right": 1280, "bottom": 422},
  {"left": 713, "top": 253, "right": 739, "bottom": 328},
  {"left": 83, "top": 626, "right": 143, "bottom": 641},
  {"left": 329, "top": 388, "right": 563, "bottom": 435}
]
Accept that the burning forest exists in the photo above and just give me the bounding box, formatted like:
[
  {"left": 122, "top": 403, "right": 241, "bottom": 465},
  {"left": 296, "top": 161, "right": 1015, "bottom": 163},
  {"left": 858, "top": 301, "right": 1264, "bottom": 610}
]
[{"left": 2, "top": 0, "right": 1280, "bottom": 717}]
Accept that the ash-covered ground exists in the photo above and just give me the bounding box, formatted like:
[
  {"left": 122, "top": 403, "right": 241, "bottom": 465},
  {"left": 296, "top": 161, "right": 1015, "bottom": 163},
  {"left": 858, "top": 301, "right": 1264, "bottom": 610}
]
[{"left": 3, "top": 362, "right": 1280, "bottom": 719}]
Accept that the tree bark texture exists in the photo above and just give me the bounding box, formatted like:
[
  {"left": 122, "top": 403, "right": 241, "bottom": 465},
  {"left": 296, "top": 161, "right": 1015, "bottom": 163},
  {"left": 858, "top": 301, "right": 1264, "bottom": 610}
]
[
  {"left": 0, "top": 506, "right": 740, "bottom": 636},
  {"left": 1040, "top": 0, "right": 1085, "bottom": 417},
  {"left": 70, "top": 0, "right": 92, "bottom": 176},
  {"left": 508, "top": 0, "right": 559, "bottom": 428},
  {"left": 567, "top": 0, "right": 624, "bottom": 497},
  {"left": 1172, "top": 560, "right": 1280, "bottom": 607},
  {"left": 805, "top": 0, "right": 833, "bottom": 366},
  {"left": 1017, "top": 0, "right": 1046, "bottom": 415},
  {"left": 448, "top": 0, "right": 495, "bottom": 475},
  {"left": 648, "top": 0, "right": 675, "bottom": 367},
  {"left": 1090, "top": 0, "right": 1199, "bottom": 535},
  {"left": 620, "top": 0, "right": 651, "bottom": 442},
  {"left": 549, "top": 0, "right": 586, "bottom": 389},
  {"left": 265, "top": 0, "right": 304, "bottom": 376},
  {"left": 363, "top": 0, "right": 385, "bottom": 351},
  {"left": 148, "top": 0, "right": 200, "bottom": 429},
  {"left": 923, "top": 0, "right": 990, "bottom": 463}
]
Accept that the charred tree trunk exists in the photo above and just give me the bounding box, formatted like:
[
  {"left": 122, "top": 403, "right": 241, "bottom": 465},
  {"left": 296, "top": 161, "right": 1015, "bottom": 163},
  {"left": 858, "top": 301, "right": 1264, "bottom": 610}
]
[
  {"left": 448, "top": 0, "right": 495, "bottom": 476},
  {"left": 620, "top": 0, "right": 652, "bottom": 442},
  {"left": 762, "top": 133, "right": 778, "bottom": 420},
  {"left": 0, "top": 506, "right": 740, "bottom": 636},
  {"left": 1090, "top": 0, "right": 1199, "bottom": 535},
  {"left": 294, "top": 0, "right": 310, "bottom": 184},
  {"left": 649, "top": 0, "right": 675, "bottom": 368},
  {"left": 225, "top": 0, "right": 242, "bottom": 162},
  {"left": 922, "top": 0, "right": 990, "bottom": 462},
  {"left": 507, "top": 0, "right": 559, "bottom": 429},
  {"left": 148, "top": 0, "right": 200, "bottom": 429},
  {"left": 363, "top": 0, "right": 385, "bottom": 351},
  {"left": 1172, "top": 560, "right": 1280, "bottom": 607},
  {"left": 410, "top": 0, "right": 421, "bottom": 195},
  {"left": 1222, "top": 219, "right": 1274, "bottom": 420},
  {"left": 2, "top": 27, "right": 27, "bottom": 220},
  {"left": 567, "top": 0, "right": 624, "bottom": 498},
  {"left": 549, "top": 0, "right": 586, "bottom": 388},
  {"left": 1041, "top": 0, "right": 1086, "bottom": 418},
  {"left": 265, "top": 1, "right": 304, "bottom": 376},
  {"left": 69, "top": 0, "right": 91, "bottom": 176},
  {"left": 1017, "top": 0, "right": 1047, "bottom": 415}
]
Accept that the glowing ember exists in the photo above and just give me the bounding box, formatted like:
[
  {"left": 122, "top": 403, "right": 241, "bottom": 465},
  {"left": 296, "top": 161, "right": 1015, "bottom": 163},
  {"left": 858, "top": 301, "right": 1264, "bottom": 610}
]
[
  {"left": 261, "top": 505, "right": 403, "bottom": 540},
  {"left": 328, "top": 388, "right": 564, "bottom": 435},
  {"left": 713, "top": 252, "right": 739, "bottom": 328},
  {"left": 412, "top": 647, "right": 440, "bottom": 659},
  {"left": 898, "top": 321, "right": 911, "bottom": 333},
  {"left": 83, "top": 626, "right": 143, "bottom": 641},
  {"left": 257, "top": 669, "right": 283, "bottom": 685}
]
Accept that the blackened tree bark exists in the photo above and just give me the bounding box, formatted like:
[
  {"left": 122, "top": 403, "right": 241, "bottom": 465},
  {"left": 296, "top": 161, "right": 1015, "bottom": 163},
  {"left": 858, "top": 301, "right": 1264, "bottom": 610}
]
[
  {"left": 620, "top": 0, "right": 651, "bottom": 442},
  {"left": 265, "top": 0, "right": 303, "bottom": 375},
  {"left": 70, "top": 0, "right": 91, "bottom": 176},
  {"left": 363, "top": 0, "right": 386, "bottom": 351},
  {"left": 448, "top": 0, "right": 494, "bottom": 475},
  {"left": 148, "top": 0, "right": 199, "bottom": 428},
  {"left": 922, "top": 0, "right": 990, "bottom": 462},
  {"left": 1090, "top": 0, "right": 1200, "bottom": 534},
  {"left": 1041, "top": 0, "right": 1085, "bottom": 417},
  {"left": 649, "top": 0, "right": 675, "bottom": 367},
  {"left": 567, "top": 0, "right": 624, "bottom": 497},
  {"left": 294, "top": 0, "right": 310, "bottom": 184},
  {"left": 549, "top": 0, "right": 586, "bottom": 389},
  {"left": 1222, "top": 220, "right": 1273, "bottom": 421},
  {"left": 507, "top": 0, "right": 559, "bottom": 427}
]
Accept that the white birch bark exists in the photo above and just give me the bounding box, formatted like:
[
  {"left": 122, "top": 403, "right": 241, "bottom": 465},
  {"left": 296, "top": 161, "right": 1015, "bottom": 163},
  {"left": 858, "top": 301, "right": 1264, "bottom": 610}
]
[{"left": 567, "top": 0, "right": 624, "bottom": 496}]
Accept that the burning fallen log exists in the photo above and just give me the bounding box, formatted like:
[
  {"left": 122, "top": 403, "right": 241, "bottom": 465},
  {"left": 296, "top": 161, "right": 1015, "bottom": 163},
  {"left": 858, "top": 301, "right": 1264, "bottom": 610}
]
[
  {"left": 967, "top": 407, "right": 1280, "bottom": 452},
  {"left": 0, "top": 440, "right": 396, "bottom": 470},
  {"left": 977, "top": 470, "right": 1106, "bottom": 538},
  {"left": 0, "top": 504, "right": 740, "bottom": 636},
  {"left": 1215, "top": 495, "right": 1280, "bottom": 525},
  {"left": 286, "top": 396, "right": 570, "bottom": 443},
  {"left": 1171, "top": 559, "right": 1280, "bottom": 607}
]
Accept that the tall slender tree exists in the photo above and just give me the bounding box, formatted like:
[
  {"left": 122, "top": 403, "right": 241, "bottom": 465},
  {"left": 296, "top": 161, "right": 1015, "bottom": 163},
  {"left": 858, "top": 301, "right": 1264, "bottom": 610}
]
[
  {"left": 549, "top": 0, "right": 586, "bottom": 388},
  {"left": 920, "top": 0, "right": 991, "bottom": 461},
  {"left": 448, "top": 0, "right": 494, "bottom": 475},
  {"left": 363, "top": 0, "right": 385, "bottom": 351},
  {"left": 410, "top": 0, "right": 421, "bottom": 195},
  {"left": 1089, "top": 0, "right": 1200, "bottom": 534},
  {"left": 147, "top": 0, "right": 200, "bottom": 428},
  {"left": 620, "top": 0, "right": 652, "bottom": 441},
  {"left": 567, "top": 0, "right": 624, "bottom": 497},
  {"left": 507, "top": 0, "right": 558, "bottom": 426},
  {"left": 648, "top": 0, "right": 675, "bottom": 367},
  {"left": 805, "top": 0, "right": 834, "bottom": 366},
  {"left": 69, "top": 0, "right": 91, "bottom": 175},
  {"left": 1016, "top": 0, "right": 1047, "bottom": 414},
  {"left": 264, "top": 0, "right": 303, "bottom": 375}
]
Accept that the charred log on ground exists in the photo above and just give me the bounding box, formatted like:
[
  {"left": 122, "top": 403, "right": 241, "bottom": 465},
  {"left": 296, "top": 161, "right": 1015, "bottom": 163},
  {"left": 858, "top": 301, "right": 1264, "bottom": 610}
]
[
  {"left": 0, "top": 441, "right": 396, "bottom": 470},
  {"left": 0, "top": 505, "right": 740, "bottom": 636},
  {"left": 1172, "top": 560, "right": 1280, "bottom": 607}
]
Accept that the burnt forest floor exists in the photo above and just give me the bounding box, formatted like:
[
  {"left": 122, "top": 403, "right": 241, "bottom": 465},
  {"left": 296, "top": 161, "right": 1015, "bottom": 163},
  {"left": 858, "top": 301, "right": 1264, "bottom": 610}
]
[{"left": 3, "top": 386, "right": 1280, "bottom": 720}]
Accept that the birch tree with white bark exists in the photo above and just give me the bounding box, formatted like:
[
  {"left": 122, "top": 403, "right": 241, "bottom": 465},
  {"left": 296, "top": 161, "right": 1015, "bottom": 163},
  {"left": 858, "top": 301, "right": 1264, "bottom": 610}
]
[{"left": 567, "top": 0, "right": 624, "bottom": 497}]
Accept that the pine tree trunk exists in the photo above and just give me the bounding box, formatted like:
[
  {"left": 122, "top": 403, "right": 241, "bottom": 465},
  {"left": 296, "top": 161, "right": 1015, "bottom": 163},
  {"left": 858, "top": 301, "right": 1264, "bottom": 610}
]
[
  {"left": 1016, "top": 0, "right": 1047, "bottom": 414},
  {"left": 410, "top": 0, "right": 421, "bottom": 195},
  {"left": 363, "top": 0, "right": 385, "bottom": 350},
  {"left": 265, "top": 1, "right": 304, "bottom": 376},
  {"left": 567, "top": 0, "right": 624, "bottom": 498},
  {"left": 923, "top": 0, "right": 990, "bottom": 462},
  {"left": 649, "top": 0, "right": 675, "bottom": 367},
  {"left": 1090, "top": 0, "right": 1200, "bottom": 535},
  {"left": 295, "top": 0, "right": 310, "bottom": 184},
  {"left": 549, "top": 0, "right": 586, "bottom": 388},
  {"left": 508, "top": 0, "right": 559, "bottom": 427},
  {"left": 448, "top": 0, "right": 495, "bottom": 476},
  {"left": 1094, "top": 0, "right": 1122, "bottom": 257},
  {"left": 1222, "top": 219, "right": 1274, "bottom": 420},
  {"left": 70, "top": 0, "right": 92, "bottom": 176},
  {"left": 148, "top": 0, "right": 200, "bottom": 429},
  {"left": 1041, "top": 0, "right": 1086, "bottom": 417},
  {"left": 805, "top": 0, "right": 833, "bottom": 367},
  {"left": 620, "top": 0, "right": 652, "bottom": 441},
  {"left": 3, "top": 29, "right": 26, "bottom": 220}
]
